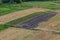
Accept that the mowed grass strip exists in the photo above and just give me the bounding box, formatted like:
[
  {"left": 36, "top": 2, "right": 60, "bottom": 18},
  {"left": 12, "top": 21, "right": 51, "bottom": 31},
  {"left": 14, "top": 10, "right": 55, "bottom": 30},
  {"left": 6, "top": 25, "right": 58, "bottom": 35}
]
[{"left": 0, "top": 10, "right": 53, "bottom": 31}]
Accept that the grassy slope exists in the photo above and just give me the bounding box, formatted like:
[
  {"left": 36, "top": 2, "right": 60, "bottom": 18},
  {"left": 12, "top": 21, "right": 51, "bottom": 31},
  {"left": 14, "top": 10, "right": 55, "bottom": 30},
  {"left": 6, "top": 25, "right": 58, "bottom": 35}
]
[
  {"left": 0, "top": 1, "right": 60, "bottom": 16},
  {"left": 23, "top": 1, "right": 60, "bottom": 10},
  {"left": 0, "top": 4, "right": 29, "bottom": 16}
]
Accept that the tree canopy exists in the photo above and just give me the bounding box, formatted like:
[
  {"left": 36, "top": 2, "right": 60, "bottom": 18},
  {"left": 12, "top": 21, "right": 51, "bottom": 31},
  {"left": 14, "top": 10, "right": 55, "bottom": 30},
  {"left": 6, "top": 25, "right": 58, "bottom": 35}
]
[{"left": 0, "top": 0, "right": 59, "bottom": 4}]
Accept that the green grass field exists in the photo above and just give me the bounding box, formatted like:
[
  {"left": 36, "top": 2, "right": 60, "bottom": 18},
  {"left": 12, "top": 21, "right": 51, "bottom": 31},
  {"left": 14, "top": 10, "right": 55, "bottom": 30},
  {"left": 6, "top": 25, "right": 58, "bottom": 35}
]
[
  {"left": 0, "top": 1, "right": 60, "bottom": 16},
  {"left": 0, "top": 4, "right": 29, "bottom": 16},
  {"left": 23, "top": 1, "right": 60, "bottom": 10}
]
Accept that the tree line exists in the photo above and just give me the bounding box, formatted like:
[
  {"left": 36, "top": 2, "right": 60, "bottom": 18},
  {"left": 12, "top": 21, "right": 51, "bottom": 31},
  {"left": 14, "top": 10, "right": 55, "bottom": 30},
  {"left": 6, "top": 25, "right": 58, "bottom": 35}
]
[{"left": 0, "top": 0, "right": 59, "bottom": 4}]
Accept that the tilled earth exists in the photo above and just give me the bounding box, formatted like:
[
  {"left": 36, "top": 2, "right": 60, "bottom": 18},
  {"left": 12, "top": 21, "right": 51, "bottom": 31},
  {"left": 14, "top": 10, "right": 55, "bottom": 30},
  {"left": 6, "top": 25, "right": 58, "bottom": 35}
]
[{"left": 16, "top": 12, "right": 57, "bottom": 29}]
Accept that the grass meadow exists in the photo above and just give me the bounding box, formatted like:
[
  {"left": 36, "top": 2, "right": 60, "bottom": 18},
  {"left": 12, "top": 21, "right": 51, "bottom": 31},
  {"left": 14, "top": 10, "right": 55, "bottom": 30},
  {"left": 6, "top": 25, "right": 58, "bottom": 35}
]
[{"left": 0, "top": 1, "right": 60, "bottom": 16}]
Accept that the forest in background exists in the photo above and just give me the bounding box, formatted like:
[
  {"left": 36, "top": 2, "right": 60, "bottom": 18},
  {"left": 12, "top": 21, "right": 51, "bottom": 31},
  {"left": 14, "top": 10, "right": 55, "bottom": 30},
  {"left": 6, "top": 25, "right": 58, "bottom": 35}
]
[{"left": 0, "top": 0, "right": 60, "bottom": 4}]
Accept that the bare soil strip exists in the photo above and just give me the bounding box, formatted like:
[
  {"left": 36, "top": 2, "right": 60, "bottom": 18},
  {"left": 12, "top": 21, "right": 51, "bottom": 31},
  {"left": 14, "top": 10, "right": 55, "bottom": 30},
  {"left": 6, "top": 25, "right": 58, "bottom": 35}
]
[
  {"left": 25, "top": 31, "right": 60, "bottom": 40},
  {"left": 0, "top": 8, "right": 47, "bottom": 24}
]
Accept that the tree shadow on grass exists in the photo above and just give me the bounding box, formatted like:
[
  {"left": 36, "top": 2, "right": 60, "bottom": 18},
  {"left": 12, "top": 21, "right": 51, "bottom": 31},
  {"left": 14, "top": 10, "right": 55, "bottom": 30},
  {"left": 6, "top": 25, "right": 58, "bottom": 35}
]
[{"left": 15, "top": 12, "right": 57, "bottom": 30}]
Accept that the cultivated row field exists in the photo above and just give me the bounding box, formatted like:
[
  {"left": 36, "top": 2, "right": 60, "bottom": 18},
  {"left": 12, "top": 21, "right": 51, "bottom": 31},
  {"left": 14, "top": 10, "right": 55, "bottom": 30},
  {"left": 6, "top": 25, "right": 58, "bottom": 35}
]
[{"left": 0, "top": 1, "right": 60, "bottom": 40}]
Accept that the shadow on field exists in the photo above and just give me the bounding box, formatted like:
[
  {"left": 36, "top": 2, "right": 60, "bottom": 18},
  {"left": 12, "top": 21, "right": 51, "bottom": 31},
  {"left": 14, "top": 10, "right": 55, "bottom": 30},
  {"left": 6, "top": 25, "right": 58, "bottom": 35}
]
[{"left": 16, "top": 12, "right": 57, "bottom": 30}]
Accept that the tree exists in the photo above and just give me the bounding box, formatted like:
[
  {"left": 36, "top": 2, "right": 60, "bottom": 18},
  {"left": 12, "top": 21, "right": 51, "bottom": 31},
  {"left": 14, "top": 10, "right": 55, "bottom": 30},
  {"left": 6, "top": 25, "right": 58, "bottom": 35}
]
[
  {"left": 2, "top": 0, "right": 22, "bottom": 3},
  {"left": 0, "top": 0, "right": 2, "bottom": 5},
  {"left": 2, "top": 0, "right": 10, "bottom": 3},
  {"left": 14, "top": 0, "right": 20, "bottom": 3}
]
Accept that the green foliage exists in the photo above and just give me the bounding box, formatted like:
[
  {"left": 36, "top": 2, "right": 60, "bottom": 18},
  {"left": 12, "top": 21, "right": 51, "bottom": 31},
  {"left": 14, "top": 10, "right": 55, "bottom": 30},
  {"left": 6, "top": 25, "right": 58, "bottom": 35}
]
[
  {"left": 1, "top": 0, "right": 60, "bottom": 4},
  {"left": 2, "top": 0, "right": 10, "bottom": 3},
  {"left": 23, "top": 1, "right": 60, "bottom": 10},
  {"left": 0, "top": 25, "right": 10, "bottom": 31},
  {"left": 0, "top": 4, "right": 29, "bottom": 16},
  {"left": 0, "top": 1, "right": 60, "bottom": 16},
  {"left": 2, "top": 0, "right": 23, "bottom": 3}
]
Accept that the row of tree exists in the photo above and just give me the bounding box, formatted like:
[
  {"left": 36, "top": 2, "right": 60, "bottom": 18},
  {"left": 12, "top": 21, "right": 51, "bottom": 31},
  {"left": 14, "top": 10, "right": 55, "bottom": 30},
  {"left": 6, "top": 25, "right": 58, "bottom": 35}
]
[
  {"left": 0, "top": 0, "right": 59, "bottom": 4},
  {"left": 0, "top": 0, "right": 23, "bottom": 3}
]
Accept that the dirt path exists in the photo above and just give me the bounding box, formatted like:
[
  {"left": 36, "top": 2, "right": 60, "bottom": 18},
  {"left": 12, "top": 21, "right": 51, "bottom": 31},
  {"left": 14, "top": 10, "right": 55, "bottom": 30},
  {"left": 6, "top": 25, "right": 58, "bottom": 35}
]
[
  {"left": 0, "top": 8, "right": 47, "bottom": 24},
  {"left": 0, "top": 28, "right": 34, "bottom": 40},
  {"left": 25, "top": 31, "right": 60, "bottom": 40}
]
